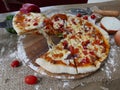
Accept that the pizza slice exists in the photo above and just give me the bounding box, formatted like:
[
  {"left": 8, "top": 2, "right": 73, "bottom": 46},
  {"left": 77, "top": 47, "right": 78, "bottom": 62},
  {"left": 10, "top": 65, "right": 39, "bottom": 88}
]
[
  {"left": 13, "top": 12, "right": 54, "bottom": 35},
  {"left": 66, "top": 22, "right": 110, "bottom": 74},
  {"left": 35, "top": 38, "right": 77, "bottom": 74}
]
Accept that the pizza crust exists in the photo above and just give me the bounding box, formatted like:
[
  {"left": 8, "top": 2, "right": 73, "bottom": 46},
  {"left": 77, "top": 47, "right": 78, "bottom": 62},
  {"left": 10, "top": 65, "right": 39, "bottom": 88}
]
[{"left": 36, "top": 58, "right": 77, "bottom": 74}]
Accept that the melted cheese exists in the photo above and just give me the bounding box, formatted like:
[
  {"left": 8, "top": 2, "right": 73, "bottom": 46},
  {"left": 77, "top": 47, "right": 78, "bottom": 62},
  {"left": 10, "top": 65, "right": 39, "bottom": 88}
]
[
  {"left": 52, "top": 18, "right": 67, "bottom": 29},
  {"left": 23, "top": 13, "right": 46, "bottom": 30}
]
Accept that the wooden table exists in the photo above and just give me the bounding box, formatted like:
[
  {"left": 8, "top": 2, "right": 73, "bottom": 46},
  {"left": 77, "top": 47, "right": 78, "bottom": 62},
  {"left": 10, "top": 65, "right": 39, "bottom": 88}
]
[{"left": 0, "top": 1, "right": 120, "bottom": 90}]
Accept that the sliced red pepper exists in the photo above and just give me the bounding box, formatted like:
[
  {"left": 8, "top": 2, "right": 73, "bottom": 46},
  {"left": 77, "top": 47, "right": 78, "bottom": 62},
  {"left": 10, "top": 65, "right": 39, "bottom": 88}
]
[
  {"left": 89, "top": 51, "right": 95, "bottom": 55},
  {"left": 94, "top": 39, "right": 101, "bottom": 45},
  {"left": 62, "top": 40, "right": 68, "bottom": 49},
  {"left": 80, "top": 57, "right": 90, "bottom": 65},
  {"left": 71, "top": 19, "right": 77, "bottom": 25},
  {"left": 69, "top": 45, "right": 74, "bottom": 54},
  {"left": 69, "top": 45, "right": 79, "bottom": 55},
  {"left": 33, "top": 22, "right": 38, "bottom": 26},
  {"left": 83, "top": 50, "right": 88, "bottom": 55},
  {"left": 70, "top": 35, "right": 76, "bottom": 39},
  {"left": 82, "top": 40, "right": 90, "bottom": 49}
]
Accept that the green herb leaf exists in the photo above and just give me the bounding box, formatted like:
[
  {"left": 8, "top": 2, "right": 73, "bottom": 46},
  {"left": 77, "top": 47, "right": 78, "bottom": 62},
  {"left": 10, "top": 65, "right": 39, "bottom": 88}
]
[{"left": 5, "top": 15, "right": 17, "bottom": 34}]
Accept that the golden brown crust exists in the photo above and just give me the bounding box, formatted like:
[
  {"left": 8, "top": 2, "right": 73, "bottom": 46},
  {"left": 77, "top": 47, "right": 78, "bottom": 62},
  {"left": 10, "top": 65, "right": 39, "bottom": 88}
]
[{"left": 37, "top": 65, "right": 93, "bottom": 79}]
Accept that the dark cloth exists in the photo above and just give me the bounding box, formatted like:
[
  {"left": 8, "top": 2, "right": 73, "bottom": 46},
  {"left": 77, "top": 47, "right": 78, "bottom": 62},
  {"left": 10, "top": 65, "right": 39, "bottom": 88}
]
[{"left": 0, "top": 0, "right": 87, "bottom": 13}]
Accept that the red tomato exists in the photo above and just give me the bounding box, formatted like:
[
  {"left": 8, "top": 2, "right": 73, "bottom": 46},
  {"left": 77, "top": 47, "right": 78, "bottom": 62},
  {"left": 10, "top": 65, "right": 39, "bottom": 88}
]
[
  {"left": 20, "top": 3, "right": 40, "bottom": 14},
  {"left": 81, "top": 57, "right": 90, "bottom": 64},
  {"left": 25, "top": 75, "right": 38, "bottom": 85},
  {"left": 76, "top": 13, "right": 82, "bottom": 17},
  {"left": 83, "top": 16, "right": 88, "bottom": 20},
  {"left": 11, "top": 60, "right": 20, "bottom": 67},
  {"left": 91, "top": 14, "right": 96, "bottom": 19}
]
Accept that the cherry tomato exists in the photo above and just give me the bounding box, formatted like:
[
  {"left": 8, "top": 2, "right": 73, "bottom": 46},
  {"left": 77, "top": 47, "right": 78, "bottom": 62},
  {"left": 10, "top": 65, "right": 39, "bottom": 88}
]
[
  {"left": 20, "top": 3, "right": 40, "bottom": 14},
  {"left": 25, "top": 75, "right": 38, "bottom": 85},
  {"left": 83, "top": 16, "right": 88, "bottom": 20},
  {"left": 91, "top": 14, "right": 96, "bottom": 19},
  {"left": 76, "top": 13, "right": 82, "bottom": 17},
  {"left": 11, "top": 60, "right": 20, "bottom": 67}
]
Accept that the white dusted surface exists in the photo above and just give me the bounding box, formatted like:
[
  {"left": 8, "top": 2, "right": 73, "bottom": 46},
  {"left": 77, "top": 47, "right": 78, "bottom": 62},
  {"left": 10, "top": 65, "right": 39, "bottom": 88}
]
[{"left": 0, "top": 1, "right": 120, "bottom": 90}]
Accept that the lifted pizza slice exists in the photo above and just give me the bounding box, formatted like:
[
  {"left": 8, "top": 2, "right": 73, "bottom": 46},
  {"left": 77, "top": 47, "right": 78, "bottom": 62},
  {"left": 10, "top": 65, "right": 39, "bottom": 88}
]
[{"left": 13, "top": 12, "right": 54, "bottom": 35}]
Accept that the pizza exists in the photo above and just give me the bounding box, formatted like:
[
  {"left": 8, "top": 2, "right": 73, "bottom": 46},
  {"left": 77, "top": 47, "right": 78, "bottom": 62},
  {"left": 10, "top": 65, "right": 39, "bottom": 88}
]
[
  {"left": 13, "top": 6, "right": 110, "bottom": 78},
  {"left": 35, "top": 14, "right": 110, "bottom": 75}
]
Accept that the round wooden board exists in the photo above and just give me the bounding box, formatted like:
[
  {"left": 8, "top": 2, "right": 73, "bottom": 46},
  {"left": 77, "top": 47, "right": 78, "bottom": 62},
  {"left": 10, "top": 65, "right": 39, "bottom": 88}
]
[{"left": 17, "top": 34, "right": 95, "bottom": 79}]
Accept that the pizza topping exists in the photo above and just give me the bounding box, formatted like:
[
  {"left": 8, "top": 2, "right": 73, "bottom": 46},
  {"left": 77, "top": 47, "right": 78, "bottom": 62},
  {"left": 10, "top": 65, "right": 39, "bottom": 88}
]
[
  {"left": 51, "top": 14, "right": 67, "bottom": 21},
  {"left": 94, "top": 39, "right": 101, "bottom": 45},
  {"left": 83, "top": 16, "right": 88, "bottom": 20},
  {"left": 82, "top": 40, "right": 90, "bottom": 49},
  {"left": 50, "top": 14, "right": 67, "bottom": 30},
  {"left": 22, "top": 13, "right": 46, "bottom": 30},
  {"left": 33, "top": 22, "right": 38, "bottom": 26},
  {"left": 76, "top": 13, "right": 82, "bottom": 17},
  {"left": 90, "top": 14, "right": 96, "bottom": 19},
  {"left": 62, "top": 40, "right": 68, "bottom": 49},
  {"left": 89, "top": 51, "right": 95, "bottom": 55},
  {"left": 69, "top": 45, "right": 79, "bottom": 55},
  {"left": 80, "top": 57, "right": 91, "bottom": 65},
  {"left": 83, "top": 50, "right": 88, "bottom": 55},
  {"left": 71, "top": 19, "right": 77, "bottom": 25},
  {"left": 84, "top": 25, "right": 91, "bottom": 32}
]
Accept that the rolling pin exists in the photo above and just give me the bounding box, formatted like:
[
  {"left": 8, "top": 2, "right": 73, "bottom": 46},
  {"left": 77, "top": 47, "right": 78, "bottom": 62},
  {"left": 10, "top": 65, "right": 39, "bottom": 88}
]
[{"left": 94, "top": 9, "right": 120, "bottom": 17}]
